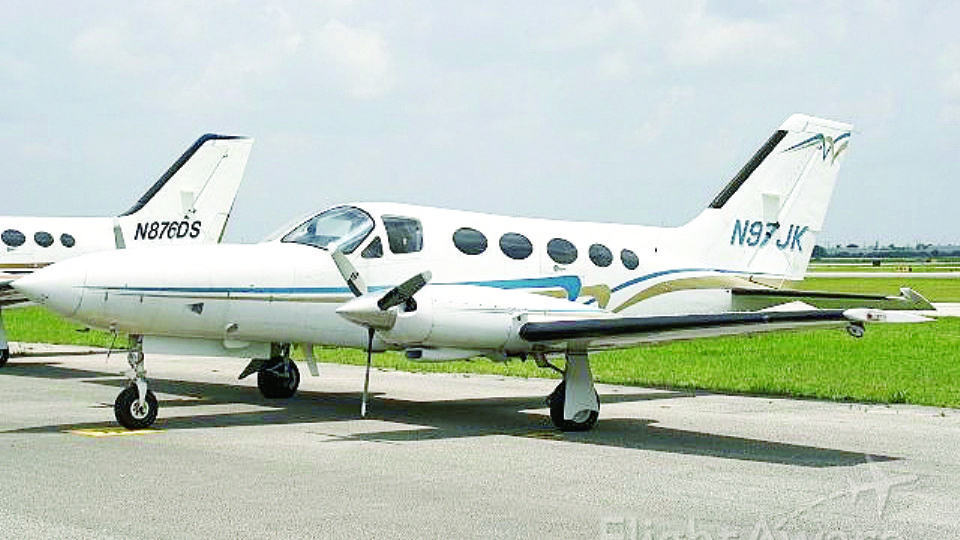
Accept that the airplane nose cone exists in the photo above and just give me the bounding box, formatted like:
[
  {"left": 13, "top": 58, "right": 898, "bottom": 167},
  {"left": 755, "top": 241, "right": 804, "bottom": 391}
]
[
  {"left": 336, "top": 295, "right": 396, "bottom": 330},
  {"left": 12, "top": 260, "right": 86, "bottom": 317}
]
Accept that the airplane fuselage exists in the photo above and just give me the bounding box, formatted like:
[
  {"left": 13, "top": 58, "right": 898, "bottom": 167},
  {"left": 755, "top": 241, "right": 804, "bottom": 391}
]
[{"left": 29, "top": 202, "right": 796, "bottom": 356}]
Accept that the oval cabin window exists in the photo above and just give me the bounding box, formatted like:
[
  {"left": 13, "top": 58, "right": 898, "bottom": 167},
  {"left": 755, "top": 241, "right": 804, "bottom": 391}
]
[
  {"left": 620, "top": 249, "right": 639, "bottom": 270},
  {"left": 34, "top": 231, "right": 54, "bottom": 248},
  {"left": 2, "top": 229, "right": 26, "bottom": 247},
  {"left": 499, "top": 233, "right": 533, "bottom": 260},
  {"left": 589, "top": 243, "right": 613, "bottom": 267},
  {"left": 453, "top": 227, "right": 488, "bottom": 255},
  {"left": 547, "top": 238, "right": 578, "bottom": 265}
]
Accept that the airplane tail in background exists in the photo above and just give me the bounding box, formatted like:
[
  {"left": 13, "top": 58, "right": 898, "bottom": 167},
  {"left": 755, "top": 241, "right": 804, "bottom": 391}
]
[
  {"left": 681, "top": 114, "right": 852, "bottom": 281},
  {"left": 116, "top": 134, "right": 253, "bottom": 246}
]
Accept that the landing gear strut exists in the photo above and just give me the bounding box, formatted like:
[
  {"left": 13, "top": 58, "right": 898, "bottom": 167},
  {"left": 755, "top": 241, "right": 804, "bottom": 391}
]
[
  {"left": 0, "top": 308, "right": 9, "bottom": 368},
  {"left": 242, "top": 344, "right": 301, "bottom": 399},
  {"left": 546, "top": 351, "right": 600, "bottom": 432},
  {"left": 114, "top": 335, "right": 158, "bottom": 429}
]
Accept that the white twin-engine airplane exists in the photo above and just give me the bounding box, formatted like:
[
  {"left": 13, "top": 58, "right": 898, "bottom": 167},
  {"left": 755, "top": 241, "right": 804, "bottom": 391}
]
[
  {"left": 0, "top": 134, "right": 254, "bottom": 367},
  {"left": 13, "top": 114, "right": 931, "bottom": 432}
]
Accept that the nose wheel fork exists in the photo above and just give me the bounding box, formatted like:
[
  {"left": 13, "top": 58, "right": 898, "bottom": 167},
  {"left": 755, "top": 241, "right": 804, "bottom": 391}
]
[{"left": 114, "top": 335, "right": 158, "bottom": 430}]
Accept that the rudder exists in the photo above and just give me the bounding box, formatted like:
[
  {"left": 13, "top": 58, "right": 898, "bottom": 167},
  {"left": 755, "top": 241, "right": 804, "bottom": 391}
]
[
  {"left": 682, "top": 114, "right": 852, "bottom": 280},
  {"left": 117, "top": 134, "right": 253, "bottom": 246}
]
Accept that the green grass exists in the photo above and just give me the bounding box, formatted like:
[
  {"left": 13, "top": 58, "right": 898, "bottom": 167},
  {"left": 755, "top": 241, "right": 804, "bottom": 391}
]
[
  {"left": 5, "top": 307, "right": 120, "bottom": 348},
  {"left": 6, "top": 276, "right": 960, "bottom": 410}
]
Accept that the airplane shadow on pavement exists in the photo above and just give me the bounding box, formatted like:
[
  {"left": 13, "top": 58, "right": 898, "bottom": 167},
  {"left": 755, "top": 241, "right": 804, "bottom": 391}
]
[{"left": 1, "top": 360, "right": 894, "bottom": 468}]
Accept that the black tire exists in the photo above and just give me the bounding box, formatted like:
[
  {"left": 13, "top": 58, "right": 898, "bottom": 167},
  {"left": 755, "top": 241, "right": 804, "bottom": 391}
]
[
  {"left": 0, "top": 348, "right": 8, "bottom": 368},
  {"left": 547, "top": 381, "right": 599, "bottom": 432},
  {"left": 257, "top": 358, "right": 300, "bottom": 399},
  {"left": 114, "top": 385, "right": 158, "bottom": 430}
]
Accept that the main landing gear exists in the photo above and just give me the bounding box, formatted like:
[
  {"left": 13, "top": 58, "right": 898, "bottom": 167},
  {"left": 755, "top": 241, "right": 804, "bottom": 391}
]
[
  {"left": 112, "top": 340, "right": 303, "bottom": 430},
  {"left": 114, "top": 335, "right": 159, "bottom": 430},
  {"left": 544, "top": 351, "right": 600, "bottom": 432},
  {"left": 257, "top": 356, "right": 300, "bottom": 398},
  {"left": 238, "top": 344, "right": 301, "bottom": 400},
  {"left": 0, "top": 308, "right": 9, "bottom": 368}
]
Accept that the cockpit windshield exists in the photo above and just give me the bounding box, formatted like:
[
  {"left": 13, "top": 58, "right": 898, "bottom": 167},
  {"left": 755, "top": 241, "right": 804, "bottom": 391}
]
[{"left": 281, "top": 206, "right": 374, "bottom": 253}]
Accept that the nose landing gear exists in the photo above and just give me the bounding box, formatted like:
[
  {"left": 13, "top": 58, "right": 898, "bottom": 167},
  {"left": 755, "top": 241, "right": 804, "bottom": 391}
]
[{"left": 114, "top": 335, "right": 159, "bottom": 430}]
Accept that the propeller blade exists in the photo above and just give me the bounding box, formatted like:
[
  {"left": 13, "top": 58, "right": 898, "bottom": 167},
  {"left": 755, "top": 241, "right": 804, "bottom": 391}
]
[
  {"left": 377, "top": 271, "right": 432, "bottom": 311},
  {"left": 332, "top": 249, "right": 367, "bottom": 297},
  {"left": 361, "top": 328, "right": 374, "bottom": 418}
]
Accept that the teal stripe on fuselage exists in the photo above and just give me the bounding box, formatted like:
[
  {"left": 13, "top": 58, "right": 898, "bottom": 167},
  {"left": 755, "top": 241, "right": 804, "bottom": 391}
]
[
  {"left": 86, "top": 270, "right": 776, "bottom": 303},
  {"left": 85, "top": 275, "right": 585, "bottom": 300},
  {"left": 450, "top": 276, "right": 582, "bottom": 301}
]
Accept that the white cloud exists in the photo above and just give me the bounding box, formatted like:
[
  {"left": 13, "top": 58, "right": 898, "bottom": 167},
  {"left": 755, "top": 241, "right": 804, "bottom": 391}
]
[
  {"left": 314, "top": 20, "right": 395, "bottom": 100},
  {"left": 70, "top": 18, "right": 157, "bottom": 73},
  {"left": 597, "top": 50, "right": 631, "bottom": 81},
  {"left": 158, "top": 4, "right": 305, "bottom": 111},
  {"left": 632, "top": 86, "right": 694, "bottom": 144},
  {"left": 940, "top": 44, "right": 960, "bottom": 122},
  {"left": 537, "top": 0, "right": 645, "bottom": 51},
  {"left": 668, "top": 8, "right": 795, "bottom": 67},
  {"left": 0, "top": 51, "right": 30, "bottom": 82}
]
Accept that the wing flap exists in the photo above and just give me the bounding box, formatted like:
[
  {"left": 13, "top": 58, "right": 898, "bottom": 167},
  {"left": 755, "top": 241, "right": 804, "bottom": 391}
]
[{"left": 519, "top": 310, "right": 852, "bottom": 350}]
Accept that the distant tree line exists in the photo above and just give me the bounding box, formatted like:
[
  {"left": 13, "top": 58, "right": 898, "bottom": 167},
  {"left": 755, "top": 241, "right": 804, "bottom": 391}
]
[{"left": 813, "top": 243, "right": 960, "bottom": 259}]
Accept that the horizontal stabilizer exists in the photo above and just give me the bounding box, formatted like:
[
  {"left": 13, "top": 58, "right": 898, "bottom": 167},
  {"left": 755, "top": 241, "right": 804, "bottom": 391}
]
[{"left": 731, "top": 287, "right": 935, "bottom": 312}]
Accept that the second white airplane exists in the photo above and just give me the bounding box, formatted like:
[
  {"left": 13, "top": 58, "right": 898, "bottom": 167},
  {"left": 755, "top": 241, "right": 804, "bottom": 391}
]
[
  {"left": 0, "top": 134, "right": 254, "bottom": 367},
  {"left": 13, "top": 114, "right": 930, "bottom": 431}
]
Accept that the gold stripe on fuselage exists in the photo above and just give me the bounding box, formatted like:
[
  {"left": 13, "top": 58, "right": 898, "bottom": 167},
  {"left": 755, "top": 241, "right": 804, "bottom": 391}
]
[{"left": 612, "top": 275, "right": 762, "bottom": 313}]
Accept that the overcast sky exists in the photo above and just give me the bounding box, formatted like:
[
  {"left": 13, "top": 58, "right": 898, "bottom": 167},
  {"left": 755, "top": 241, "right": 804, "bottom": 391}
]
[{"left": 2, "top": 1, "right": 958, "bottom": 246}]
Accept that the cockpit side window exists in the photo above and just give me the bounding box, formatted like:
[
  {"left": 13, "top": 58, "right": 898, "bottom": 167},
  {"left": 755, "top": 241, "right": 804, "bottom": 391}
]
[
  {"left": 383, "top": 216, "right": 423, "bottom": 254},
  {"left": 361, "top": 236, "right": 383, "bottom": 259},
  {"left": 281, "top": 206, "right": 374, "bottom": 253}
]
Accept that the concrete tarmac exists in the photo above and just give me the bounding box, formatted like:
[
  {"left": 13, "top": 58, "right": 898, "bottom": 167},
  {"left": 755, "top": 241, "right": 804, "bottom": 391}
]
[{"left": 2, "top": 350, "right": 959, "bottom": 539}]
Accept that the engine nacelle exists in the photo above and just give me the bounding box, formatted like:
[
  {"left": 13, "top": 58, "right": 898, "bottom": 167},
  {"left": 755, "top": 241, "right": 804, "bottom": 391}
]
[
  {"left": 378, "top": 285, "right": 605, "bottom": 353},
  {"left": 404, "top": 348, "right": 487, "bottom": 362}
]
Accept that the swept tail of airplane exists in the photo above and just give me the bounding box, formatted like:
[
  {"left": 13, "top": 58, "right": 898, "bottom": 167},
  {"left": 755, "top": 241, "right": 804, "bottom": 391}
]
[
  {"left": 682, "top": 114, "right": 852, "bottom": 280},
  {"left": 115, "top": 134, "right": 254, "bottom": 246}
]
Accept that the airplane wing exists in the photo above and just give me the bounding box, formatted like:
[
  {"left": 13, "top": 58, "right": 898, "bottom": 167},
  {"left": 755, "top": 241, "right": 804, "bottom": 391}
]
[
  {"left": 0, "top": 276, "right": 32, "bottom": 307},
  {"left": 0, "top": 279, "right": 23, "bottom": 307},
  {"left": 730, "top": 287, "right": 934, "bottom": 312},
  {"left": 517, "top": 308, "right": 927, "bottom": 352}
]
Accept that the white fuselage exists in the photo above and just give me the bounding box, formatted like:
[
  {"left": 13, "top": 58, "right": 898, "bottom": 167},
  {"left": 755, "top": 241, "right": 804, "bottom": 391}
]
[
  {"left": 1, "top": 216, "right": 118, "bottom": 277},
  {"left": 25, "top": 202, "right": 769, "bottom": 354}
]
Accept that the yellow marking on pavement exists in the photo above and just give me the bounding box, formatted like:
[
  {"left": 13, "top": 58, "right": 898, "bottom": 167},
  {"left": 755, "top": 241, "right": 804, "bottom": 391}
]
[
  {"left": 67, "top": 428, "right": 162, "bottom": 438},
  {"left": 517, "top": 430, "right": 565, "bottom": 440}
]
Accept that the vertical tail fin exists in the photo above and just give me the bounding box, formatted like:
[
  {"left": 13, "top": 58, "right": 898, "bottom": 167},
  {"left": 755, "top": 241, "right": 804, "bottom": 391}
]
[
  {"left": 682, "top": 114, "right": 852, "bottom": 280},
  {"left": 117, "top": 134, "right": 253, "bottom": 245}
]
